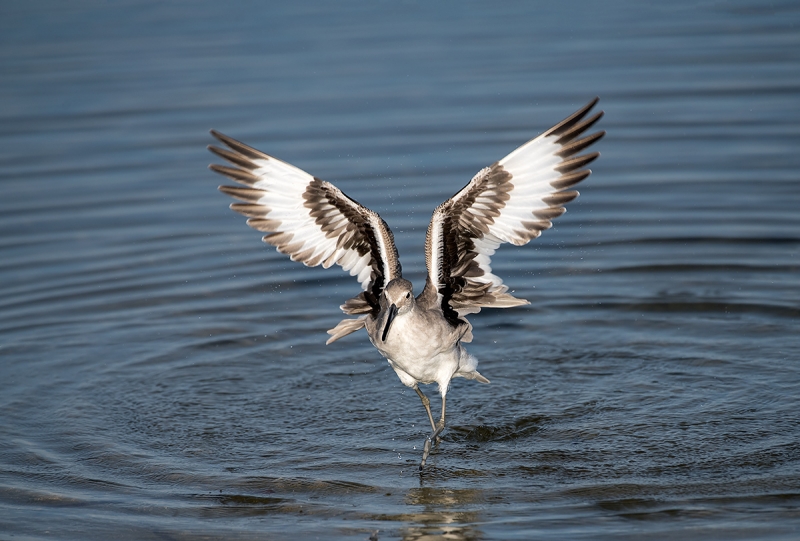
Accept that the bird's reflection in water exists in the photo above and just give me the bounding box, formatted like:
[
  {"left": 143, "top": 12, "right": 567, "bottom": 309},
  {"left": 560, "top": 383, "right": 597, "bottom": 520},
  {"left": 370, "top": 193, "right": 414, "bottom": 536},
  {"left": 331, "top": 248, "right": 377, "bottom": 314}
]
[{"left": 394, "top": 485, "right": 484, "bottom": 541}]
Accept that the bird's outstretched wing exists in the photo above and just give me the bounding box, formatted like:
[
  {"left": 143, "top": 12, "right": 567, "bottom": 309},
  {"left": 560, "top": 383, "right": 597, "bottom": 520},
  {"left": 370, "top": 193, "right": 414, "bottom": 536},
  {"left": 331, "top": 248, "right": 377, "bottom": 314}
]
[
  {"left": 419, "top": 97, "right": 605, "bottom": 322},
  {"left": 209, "top": 130, "right": 402, "bottom": 321}
]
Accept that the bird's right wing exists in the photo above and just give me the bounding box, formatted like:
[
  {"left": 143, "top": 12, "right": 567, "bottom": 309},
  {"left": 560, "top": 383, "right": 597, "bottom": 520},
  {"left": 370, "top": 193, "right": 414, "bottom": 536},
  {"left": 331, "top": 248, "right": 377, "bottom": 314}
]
[{"left": 209, "top": 130, "right": 402, "bottom": 317}]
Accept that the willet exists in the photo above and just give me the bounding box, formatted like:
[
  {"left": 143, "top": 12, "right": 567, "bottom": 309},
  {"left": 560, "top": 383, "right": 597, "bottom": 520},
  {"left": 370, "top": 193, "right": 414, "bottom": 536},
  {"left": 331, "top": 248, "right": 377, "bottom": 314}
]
[{"left": 209, "top": 98, "right": 604, "bottom": 469}]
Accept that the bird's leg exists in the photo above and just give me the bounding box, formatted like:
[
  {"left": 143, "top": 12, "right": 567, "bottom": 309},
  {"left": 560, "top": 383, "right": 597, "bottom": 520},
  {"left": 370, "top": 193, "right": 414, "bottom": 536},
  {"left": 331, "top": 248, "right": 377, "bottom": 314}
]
[
  {"left": 434, "top": 394, "right": 446, "bottom": 443},
  {"left": 420, "top": 394, "right": 447, "bottom": 471},
  {"left": 414, "top": 386, "right": 437, "bottom": 432}
]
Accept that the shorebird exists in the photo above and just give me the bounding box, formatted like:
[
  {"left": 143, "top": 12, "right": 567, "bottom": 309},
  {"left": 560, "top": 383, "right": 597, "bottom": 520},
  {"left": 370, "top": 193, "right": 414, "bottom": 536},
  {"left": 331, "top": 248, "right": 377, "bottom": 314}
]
[{"left": 210, "top": 98, "right": 604, "bottom": 469}]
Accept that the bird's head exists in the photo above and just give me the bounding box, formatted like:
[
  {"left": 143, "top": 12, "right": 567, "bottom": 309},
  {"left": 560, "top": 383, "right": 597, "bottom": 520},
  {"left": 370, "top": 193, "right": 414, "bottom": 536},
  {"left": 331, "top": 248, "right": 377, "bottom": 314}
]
[{"left": 380, "top": 278, "right": 414, "bottom": 341}]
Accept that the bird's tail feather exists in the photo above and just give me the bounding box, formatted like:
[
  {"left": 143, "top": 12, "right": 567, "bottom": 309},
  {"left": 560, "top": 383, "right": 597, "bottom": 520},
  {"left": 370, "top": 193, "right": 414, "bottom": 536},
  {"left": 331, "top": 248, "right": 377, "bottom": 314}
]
[{"left": 326, "top": 316, "right": 367, "bottom": 344}]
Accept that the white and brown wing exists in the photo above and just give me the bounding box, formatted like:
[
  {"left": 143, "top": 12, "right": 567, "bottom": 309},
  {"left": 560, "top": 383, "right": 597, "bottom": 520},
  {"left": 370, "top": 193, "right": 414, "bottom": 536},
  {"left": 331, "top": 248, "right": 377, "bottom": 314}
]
[
  {"left": 420, "top": 97, "right": 605, "bottom": 320},
  {"left": 209, "top": 130, "right": 402, "bottom": 323}
]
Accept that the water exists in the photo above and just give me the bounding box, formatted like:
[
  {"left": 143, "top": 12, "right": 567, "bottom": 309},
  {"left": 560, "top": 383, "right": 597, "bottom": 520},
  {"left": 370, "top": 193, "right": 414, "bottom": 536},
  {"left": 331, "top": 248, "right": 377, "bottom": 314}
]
[{"left": 1, "top": 1, "right": 799, "bottom": 539}]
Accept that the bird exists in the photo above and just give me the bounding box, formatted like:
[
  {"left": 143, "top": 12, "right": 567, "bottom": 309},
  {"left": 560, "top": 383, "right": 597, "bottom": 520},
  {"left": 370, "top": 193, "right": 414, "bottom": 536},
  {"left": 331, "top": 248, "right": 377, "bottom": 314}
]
[{"left": 209, "top": 97, "right": 604, "bottom": 469}]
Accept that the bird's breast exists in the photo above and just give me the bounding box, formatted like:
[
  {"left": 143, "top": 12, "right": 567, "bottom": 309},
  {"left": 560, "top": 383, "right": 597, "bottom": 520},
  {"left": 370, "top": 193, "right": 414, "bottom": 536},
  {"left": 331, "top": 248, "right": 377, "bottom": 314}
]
[{"left": 367, "top": 308, "right": 462, "bottom": 375}]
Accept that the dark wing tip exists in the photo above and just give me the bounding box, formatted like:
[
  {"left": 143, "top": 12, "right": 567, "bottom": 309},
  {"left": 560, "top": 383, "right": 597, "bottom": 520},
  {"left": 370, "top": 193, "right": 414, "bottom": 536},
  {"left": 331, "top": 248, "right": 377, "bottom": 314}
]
[
  {"left": 557, "top": 130, "right": 606, "bottom": 158},
  {"left": 550, "top": 169, "right": 591, "bottom": 190},
  {"left": 554, "top": 112, "right": 604, "bottom": 145},
  {"left": 209, "top": 162, "right": 259, "bottom": 185},
  {"left": 208, "top": 130, "right": 270, "bottom": 161},
  {"left": 218, "top": 184, "right": 264, "bottom": 202},
  {"left": 209, "top": 129, "right": 227, "bottom": 143},
  {"left": 209, "top": 128, "right": 228, "bottom": 140},
  {"left": 544, "top": 97, "right": 602, "bottom": 138},
  {"left": 555, "top": 151, "right": 600, "bottom": 173}
]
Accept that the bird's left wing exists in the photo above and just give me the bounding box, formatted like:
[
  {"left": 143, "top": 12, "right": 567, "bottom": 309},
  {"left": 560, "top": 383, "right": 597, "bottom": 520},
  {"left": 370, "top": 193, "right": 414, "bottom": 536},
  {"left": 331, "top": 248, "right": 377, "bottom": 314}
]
[
  {"left": 420, "top": 98, "right": 605, "bottom": 321},
  {"left": 209, "top": 130, "right": 401, "bottom": 319}
]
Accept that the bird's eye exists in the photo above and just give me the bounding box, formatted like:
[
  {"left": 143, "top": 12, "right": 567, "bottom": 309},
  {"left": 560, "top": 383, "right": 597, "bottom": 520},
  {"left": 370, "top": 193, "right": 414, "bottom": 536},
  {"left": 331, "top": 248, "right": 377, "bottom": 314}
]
[{"left": 405, "top": 292, "right": 410, "bottom": 299}]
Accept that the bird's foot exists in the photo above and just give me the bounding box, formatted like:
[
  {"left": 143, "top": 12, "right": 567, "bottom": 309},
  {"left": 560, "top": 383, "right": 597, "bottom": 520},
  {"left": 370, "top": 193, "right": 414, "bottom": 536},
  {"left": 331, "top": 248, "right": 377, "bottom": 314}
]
[
  {"left": 419, "top": 422, "right": 446, "bottom": 471},
  {"left": 420, "top": 436, "right": 433, "bottom": 470}
]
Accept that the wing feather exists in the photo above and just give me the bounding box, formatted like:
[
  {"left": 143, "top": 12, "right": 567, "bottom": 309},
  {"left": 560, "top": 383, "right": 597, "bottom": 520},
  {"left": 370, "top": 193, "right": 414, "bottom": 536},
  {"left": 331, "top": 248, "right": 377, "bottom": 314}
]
[
  {"left": 209, "top": 130, "right": 402, "bottom": 316},
  {"left": 421, "top": 98, "right": 605, "bottom": 319}
]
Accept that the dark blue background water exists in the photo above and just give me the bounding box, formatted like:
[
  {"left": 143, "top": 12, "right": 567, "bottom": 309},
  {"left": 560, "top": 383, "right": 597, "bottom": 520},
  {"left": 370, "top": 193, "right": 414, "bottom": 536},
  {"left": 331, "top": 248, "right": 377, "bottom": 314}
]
[{"left": 1, "top": 1, "right": 799, "bottom": 539}]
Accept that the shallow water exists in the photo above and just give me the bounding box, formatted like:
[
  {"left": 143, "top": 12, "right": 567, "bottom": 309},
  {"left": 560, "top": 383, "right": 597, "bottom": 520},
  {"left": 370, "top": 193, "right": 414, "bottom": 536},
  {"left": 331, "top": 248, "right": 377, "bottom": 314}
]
[{"left": 1, "top": 1, "right": 799, "bottom": 539}]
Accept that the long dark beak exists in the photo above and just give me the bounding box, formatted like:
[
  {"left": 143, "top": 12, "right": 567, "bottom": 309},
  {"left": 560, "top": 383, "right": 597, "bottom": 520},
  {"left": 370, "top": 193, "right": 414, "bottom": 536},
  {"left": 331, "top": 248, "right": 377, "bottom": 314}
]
[{"left": 381, "top": 304, "right": 398, "bottom": 342}]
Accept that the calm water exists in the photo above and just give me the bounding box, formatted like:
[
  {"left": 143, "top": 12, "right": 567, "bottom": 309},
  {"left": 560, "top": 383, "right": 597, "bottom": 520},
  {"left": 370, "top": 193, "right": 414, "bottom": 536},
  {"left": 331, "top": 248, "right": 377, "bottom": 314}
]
[{"left": 1, "top": 1, "right": 799, "bottom": 539}]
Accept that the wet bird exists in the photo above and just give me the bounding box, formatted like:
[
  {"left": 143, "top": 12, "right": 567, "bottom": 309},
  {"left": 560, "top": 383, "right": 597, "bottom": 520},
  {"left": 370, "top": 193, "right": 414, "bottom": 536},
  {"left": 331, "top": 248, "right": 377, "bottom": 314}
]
[{"left": 209, "top": 98, "right": 604, "bottom": 469}]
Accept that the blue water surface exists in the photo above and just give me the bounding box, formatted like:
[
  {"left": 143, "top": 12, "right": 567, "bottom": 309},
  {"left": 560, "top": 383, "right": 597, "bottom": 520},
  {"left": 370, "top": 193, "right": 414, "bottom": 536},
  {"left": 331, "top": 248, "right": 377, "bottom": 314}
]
[{"left": 1, "top": 1, "right": 799, "bottom": 539}]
